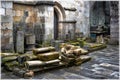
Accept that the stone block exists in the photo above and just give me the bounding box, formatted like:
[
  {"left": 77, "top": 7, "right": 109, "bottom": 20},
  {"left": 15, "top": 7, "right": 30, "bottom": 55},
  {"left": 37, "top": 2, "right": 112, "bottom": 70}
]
[
  {"left": 6, "top": 8, "right": 13, "bottom": 16},
  {"left": 1, "top": 22, "right": 12, "bottom": 29},
  {"left": 16, "top": 31, "right": 24, "bottom": 53},
  {"left": 0, "top": 8, "right": 5, "bottom": 15},
  {"left": 15, "top": 10, "right": 24, "bottom": 16},
  {"left": 110, "top": 32, "right": 119, "bottom": 38},
  {"left": 13, "top": 16, "right": 21, "bottom": 22},
  {"left": 1, "top": 15, "right": 12, "bottom": 22},
  {"left": 1, "top": 43, "right": 13, "bottom": 52},
  {"left": 1, "top": 29, "right": 12, "bottom": 37},
  {"left": 40, "top": 17, "right": 45, "bottom": 23},
  {"left": 1, "top": 35, "right": 13, "bottom": 52},
  {"left": 25, "top": 34, "right": 35, "bottom": 44},
  {"left": 1, "top": 36, "right": 10, "bottom": 45},
  {"left": 109, "top": 39, "right": 119, "bottom": 45},
  {"left": 1, "top": 1, "right": 13, "bottom": 8},
  {"left": 12, "top": 10, "right": 16, "bottom": 16}
]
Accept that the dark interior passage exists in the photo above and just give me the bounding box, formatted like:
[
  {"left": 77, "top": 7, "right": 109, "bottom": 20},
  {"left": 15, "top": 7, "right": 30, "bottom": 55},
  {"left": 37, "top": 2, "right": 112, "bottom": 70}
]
[{"left": 54, "top": 10, "right": 59, "bottom": 40}]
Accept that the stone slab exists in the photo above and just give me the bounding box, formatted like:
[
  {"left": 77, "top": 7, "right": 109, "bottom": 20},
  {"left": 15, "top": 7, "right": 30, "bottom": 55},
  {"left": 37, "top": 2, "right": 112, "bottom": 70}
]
[{"left": 15, "top": 10, "right": 24, "bottom": 16}]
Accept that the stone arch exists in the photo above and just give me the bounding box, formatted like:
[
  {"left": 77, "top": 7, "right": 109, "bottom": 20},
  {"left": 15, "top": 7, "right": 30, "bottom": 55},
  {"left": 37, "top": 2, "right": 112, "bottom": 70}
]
[
  {"left": 54, "top": 1, "right": 66, "bottom": 39},
  {"left": 54, "top": 1, "right": 66, "bottom": 21}
]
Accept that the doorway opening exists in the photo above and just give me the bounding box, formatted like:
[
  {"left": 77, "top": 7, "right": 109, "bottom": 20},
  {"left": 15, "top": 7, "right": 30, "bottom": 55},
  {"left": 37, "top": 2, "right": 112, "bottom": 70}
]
[{"left": 54, "top": 9, "right": 59, "bottom": 40}]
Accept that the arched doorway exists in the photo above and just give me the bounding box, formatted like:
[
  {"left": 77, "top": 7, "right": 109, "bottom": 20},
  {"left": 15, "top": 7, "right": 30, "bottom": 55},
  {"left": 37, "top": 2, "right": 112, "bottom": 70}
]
[{"left": 54, "top": 2, "right": 66, "bottom": 40}]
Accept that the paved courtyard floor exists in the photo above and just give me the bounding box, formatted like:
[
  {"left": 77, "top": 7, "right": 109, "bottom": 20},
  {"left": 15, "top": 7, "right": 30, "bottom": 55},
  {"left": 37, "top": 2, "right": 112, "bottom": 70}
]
[{"left": 1, "top": 45, "right": 119, "bottom": 79}]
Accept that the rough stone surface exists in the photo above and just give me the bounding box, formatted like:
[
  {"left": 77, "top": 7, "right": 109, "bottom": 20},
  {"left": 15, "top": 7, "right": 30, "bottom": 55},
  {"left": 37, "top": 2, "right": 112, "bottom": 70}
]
[
  {"left": 6, "top": 8, "right": 13, "bottom": 16},
  {"left": 16, "top": 31, "right": 24, "bottom": 53},
  {"left": 1, "top": 1, "right": 13, "bottom": 8},
  {"left": 1, "top": 22, "right": 12, "bottom": 29},
  {"left": 1, "top": 15, "right": 12, "bottom": 22},
  {"left": 1, "top": 45, "right": 119, "bottom": 79},
  {"left": 56, "top": 0, "right": 90, "bottom": 37},
  {"left": 110, "top": 2, "right": 119, "bottom": 44}
]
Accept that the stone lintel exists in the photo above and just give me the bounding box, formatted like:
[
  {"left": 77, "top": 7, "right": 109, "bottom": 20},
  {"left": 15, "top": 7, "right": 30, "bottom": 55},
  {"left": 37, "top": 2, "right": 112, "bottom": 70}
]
[
  {"left": 59, "top": 20, "right": 76, "bottom": 23},
  {"left": 13, "top": 1, "right": 54, "bottom": 6},
  {"left": 64, "top": 7, "right": 76, "bottom": 11}
]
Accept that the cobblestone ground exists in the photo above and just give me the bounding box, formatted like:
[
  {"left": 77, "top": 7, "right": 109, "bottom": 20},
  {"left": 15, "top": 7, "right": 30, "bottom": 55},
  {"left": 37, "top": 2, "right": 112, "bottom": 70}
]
[{"left": 1, "top": 45, "right": 119, "bottom": 79}]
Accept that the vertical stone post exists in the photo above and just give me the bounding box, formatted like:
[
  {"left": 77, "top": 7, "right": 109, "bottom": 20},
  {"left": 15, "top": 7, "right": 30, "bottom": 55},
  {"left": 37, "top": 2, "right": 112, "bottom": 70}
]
[{"left": 16, "top": 31, "right": 24, "bottom": 53}]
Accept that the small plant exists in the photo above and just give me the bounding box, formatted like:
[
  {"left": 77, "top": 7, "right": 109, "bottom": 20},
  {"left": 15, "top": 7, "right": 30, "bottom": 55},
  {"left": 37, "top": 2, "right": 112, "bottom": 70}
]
[
  {"left": 42, "top": 40, "right": 51, "bottom": 47},
  {"left": 77, "top": 38, "right": 87, "bottom": 48}
]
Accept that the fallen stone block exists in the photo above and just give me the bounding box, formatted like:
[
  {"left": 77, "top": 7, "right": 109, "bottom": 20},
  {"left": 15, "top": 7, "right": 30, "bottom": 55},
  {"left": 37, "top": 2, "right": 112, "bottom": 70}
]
[
  {"left": 60, "top": 53, "right": 75, "bottom": 65},
  {"left": 85, "top": 43, "right": 107, "bottom": 52},
  {"left": 2, "top": 56, "right": 17, "bottom": 64},
  {"left": 33, "top": 47, "right": 55, "bottom": 55},
  {"left": 37, "top": 52, "right": 59, "bottom": 61},
  {"left": 4, "top": 61, "right": 19, "bottom": 71},
  {"left": 0, "top": 53, "right": 19, "bottom": 58},
  {"left": 25, "top": 59, "right": 60, "bottom": 71},
  {"left": 73, "top": 48, "right": 88, "bottom": 56},
  {"left": 63, "top": 50, "right": 75, "bottom": 58},
  {"left": 75, "top": 55, "right": 91, "bottom": 65}
]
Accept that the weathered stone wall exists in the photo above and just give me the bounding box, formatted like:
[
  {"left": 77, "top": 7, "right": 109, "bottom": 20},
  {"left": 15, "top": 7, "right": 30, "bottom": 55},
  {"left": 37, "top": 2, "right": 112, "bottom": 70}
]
[
  {"left": 110, "top": 1, "right": 119, "bottom": 44},
  {"left": 13, "top": 3, "right": 36, "bottom": 53},
  {"left": 13, "top": 4, "right": 36, "bottom": 23},
  {"left": 90, "top": 2, "right": 106, "bottom": 26},
  {"left": 1, "top": 1, "right": 14, "bottom": 52},
  {"left": 36, "top": 5, "right": 54, "bottom": 45},
  {"left": 55, "top": 0, "right": 90, "bottom": 37}
]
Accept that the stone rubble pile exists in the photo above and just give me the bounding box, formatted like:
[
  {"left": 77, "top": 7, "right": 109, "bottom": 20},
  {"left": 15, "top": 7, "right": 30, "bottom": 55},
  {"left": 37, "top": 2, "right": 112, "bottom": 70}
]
[
  {"left": 60, "top": 43, "right": 91, "bottom": 66},
  {"left": 1, "top": 43, "right": 107, "bottom": 78}
]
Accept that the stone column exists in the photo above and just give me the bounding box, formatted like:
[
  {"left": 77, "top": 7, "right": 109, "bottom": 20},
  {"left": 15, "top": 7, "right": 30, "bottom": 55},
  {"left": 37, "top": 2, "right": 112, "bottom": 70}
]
[{"left": 16, "top": 31, "right": 24, "bottom": 53}]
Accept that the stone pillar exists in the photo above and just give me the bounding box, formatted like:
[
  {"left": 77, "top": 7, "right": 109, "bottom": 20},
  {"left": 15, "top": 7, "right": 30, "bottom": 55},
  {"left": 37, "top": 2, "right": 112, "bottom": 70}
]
[
  {"left": 1, "top": 1, "right": 14, "bottom": 52},
  {"left": 16, "top": 31, "right": 24, "bottom": 53}
]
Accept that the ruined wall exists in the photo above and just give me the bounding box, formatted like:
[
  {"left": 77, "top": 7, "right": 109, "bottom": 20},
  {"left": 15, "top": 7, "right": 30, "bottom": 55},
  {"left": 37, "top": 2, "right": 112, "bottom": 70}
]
[
  {"left": 110, "top": 1, "right": 119, "bottom": 44},
  {"left": 13, "top": 3, "right": 36, "bottom": 53},
  {"left": 13, "top": 4, "right": 36, "bottom": 29},
  {"left": 55, "top": 0, "right": 90, "bottom": 37},
  {"left": 90, "top": 2, "right": 106, "bottom": 26},
  {"left": 1, "top": 1, "right": 14, "bottom": 52}
]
